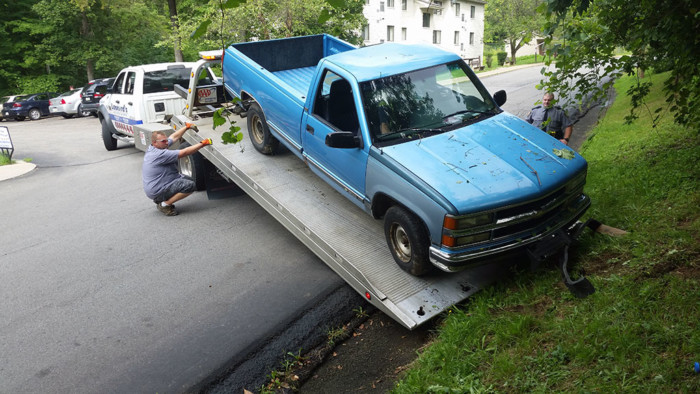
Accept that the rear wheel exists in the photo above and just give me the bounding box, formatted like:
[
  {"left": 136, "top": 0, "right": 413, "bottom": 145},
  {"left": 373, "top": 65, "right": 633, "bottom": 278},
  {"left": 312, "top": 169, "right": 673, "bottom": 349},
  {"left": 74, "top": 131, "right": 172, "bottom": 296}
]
[
  {"left": 78, "top": 105, "right": 90, "bottom": 117},
  {"left": 384, "top": 206, "right": 432, "bottom": 276},
  {"left": 28, "top": 108, "right": 41, "bottom": 120},
  {"left": 15, "top": 116, "right": 25, "bottom": 121},
  {"left": 247, "top": 103, "right": 279, "bottom": 155},
  {"left": 63, "top": 114, "right": 74, "bottom": 119},
  {"left": 178, "top": 142, "right": 206, "bottom": 191},
  {"left": 102, "top": 120, "right": 118, "bottom": 151}
]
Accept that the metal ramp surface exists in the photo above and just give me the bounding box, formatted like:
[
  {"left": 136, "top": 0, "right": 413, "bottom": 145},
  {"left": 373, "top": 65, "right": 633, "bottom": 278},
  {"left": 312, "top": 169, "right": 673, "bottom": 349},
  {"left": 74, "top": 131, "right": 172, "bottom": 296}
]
[{"left": 183, "top": 121, "right": 515, "bottom": 329}]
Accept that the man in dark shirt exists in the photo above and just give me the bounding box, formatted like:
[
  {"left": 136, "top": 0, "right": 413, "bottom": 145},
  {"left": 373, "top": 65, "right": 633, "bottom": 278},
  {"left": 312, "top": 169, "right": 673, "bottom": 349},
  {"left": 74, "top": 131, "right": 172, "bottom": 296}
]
[{"left": 526, "top": 92, "right": 573, "bottom": 145}]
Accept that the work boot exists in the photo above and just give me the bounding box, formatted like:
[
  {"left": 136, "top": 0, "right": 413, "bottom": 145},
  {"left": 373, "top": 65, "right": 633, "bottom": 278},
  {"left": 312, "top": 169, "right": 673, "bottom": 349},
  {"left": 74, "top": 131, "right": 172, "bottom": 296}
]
[{"left": 157, "top": 203, "right": 178, "bottom": 216}]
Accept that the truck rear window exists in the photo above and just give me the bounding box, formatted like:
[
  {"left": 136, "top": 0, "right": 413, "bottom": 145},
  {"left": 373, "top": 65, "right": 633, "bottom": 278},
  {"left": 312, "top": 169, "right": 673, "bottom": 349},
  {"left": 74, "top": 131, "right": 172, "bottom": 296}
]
[{"left": 143, "top": 68, "right": 193, "bottom": 94}]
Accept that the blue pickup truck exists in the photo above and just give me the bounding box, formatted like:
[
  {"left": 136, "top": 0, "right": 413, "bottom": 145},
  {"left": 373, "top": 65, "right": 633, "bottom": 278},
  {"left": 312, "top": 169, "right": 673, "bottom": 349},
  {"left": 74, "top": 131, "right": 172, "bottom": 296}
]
[{"left": 222, "top": 34, "right": 590, "bottom": 276}]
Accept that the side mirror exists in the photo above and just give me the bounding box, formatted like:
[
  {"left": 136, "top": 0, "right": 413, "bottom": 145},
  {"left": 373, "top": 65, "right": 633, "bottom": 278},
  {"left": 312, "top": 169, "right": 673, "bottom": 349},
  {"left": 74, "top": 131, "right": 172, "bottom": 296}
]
[
  {"left": 325, "top": 131, "right": 361, "bottom": 149},
  {"left": 493, "top": 90, "right": 507, "bottom": 107}
]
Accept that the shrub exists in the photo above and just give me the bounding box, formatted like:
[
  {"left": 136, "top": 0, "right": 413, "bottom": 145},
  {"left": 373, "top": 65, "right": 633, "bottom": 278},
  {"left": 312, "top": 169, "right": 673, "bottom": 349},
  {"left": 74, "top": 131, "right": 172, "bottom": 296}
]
[
  {"left": 496, "top": 51, "right": 508, "bottom": 65},
  {"left": 485, "top": 53, "right": 493, "bottom": 68}
]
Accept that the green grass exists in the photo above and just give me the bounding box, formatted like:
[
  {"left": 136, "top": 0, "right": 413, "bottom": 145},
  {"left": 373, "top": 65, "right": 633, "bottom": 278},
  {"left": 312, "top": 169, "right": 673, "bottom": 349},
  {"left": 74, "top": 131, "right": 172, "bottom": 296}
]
[
  {"left": 0, "top": 154, "right": 13, "bottom": 166},
  {"left": 391, "top": 71, "right": 700, "bottom": 393}
]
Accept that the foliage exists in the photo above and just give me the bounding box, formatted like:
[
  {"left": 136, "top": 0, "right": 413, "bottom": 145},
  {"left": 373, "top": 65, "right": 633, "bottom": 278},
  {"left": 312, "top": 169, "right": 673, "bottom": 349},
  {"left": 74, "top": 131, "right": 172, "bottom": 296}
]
[
  {"left": 484, "top": 53, "right": 493, "bottom": 68},
  {"left": 496, "top": 51, "right": 507, "bottom": 65},
  {"left": 212, "top": 99, "right": 244, "bottom": 146},
  {"left": 391, "top": 72, "right": 700, "bottom": 393},
  {"left": 484, "top": 0, "right": 544, "bottom": 63},
  {"left": 0, "top": 0, "right": 365, "bottom": 96},
  {"left": 538, "top": 0, "right": 700, "bottom": 127}
]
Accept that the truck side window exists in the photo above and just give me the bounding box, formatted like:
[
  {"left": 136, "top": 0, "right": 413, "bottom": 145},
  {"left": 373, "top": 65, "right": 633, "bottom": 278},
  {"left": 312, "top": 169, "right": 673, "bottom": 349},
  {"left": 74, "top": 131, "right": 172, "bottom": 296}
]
[
  {"left": 125, "top": 72, "right": 136, "bottom": 95},
  {"left": 113, "top": 72, "right": 126, "bottom": 94},
  {"left": 313, "top": 71, "right": 360, "bottom": 134}
]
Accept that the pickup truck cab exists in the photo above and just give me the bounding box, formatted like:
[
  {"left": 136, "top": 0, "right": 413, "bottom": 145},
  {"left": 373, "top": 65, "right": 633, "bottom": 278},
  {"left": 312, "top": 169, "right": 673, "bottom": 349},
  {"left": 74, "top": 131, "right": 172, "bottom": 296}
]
[
  {"left": 224, "top": 34, "right": 590, "bottom": 276},
  {"left": 98, "top": 62, "right": 218, "bottom": 151}
]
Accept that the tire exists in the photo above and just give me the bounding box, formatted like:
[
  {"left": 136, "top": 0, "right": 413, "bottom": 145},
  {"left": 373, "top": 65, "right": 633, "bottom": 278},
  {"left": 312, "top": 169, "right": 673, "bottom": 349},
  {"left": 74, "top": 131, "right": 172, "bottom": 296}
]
[
  {"left": 102, "top": 120, "right": 118, "bottom": 151},
  {"left": 78, "top": 105, "right": 91, "bottom": 117},
  {"left": 384, "top": 206, "right": 432, "bottom": 276},
  {"left": 15, "top": 116, "right": 25, "bottom": 121},
  {"left": 247, "top": 102, "right": 279, "bottom": 155},
  {"left": 178, "top": 142, "right": 206, "bottom": 191},
  {"left": 63, "top": 114, "right": 74, "bottom": 119},
  {"left": 28, "top": 108, "right": 41, "bottom": 120}
]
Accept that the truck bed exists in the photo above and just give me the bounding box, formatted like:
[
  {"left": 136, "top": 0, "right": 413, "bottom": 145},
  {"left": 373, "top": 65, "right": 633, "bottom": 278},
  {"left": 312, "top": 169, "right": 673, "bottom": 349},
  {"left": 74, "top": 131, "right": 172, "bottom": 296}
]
[
  {"left": 272, "top": 66, "right": 316, "bottom": 98},
  {"left": 183, "top": 120, "right": 518, "bottom": 329}
]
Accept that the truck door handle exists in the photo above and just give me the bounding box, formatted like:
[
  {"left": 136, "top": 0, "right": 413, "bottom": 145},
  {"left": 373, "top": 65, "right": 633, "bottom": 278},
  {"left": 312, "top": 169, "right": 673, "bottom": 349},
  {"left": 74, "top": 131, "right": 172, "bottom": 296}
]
[{"left": 306, "top": 125, "right": 314, "bottom": 135}]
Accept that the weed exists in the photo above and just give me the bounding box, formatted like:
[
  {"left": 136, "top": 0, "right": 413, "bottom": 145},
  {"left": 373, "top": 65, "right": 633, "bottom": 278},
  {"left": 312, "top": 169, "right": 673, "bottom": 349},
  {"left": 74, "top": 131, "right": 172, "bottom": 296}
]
[{"left": 352, "top": 306, "right": 368, "bottom": 318}]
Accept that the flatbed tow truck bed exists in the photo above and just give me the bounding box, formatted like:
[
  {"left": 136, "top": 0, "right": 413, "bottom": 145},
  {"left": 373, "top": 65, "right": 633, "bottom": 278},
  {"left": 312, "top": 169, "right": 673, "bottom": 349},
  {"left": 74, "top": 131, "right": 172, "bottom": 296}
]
[{"left": 179, "top": 118, "right": 516, "bottom": 330}]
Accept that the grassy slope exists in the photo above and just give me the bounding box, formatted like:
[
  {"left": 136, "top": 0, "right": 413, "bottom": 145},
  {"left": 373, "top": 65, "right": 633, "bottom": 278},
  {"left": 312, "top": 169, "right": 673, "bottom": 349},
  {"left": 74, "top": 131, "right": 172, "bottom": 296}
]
[{"left": 392, "top": 72, "right": 700, "bottom": 393}]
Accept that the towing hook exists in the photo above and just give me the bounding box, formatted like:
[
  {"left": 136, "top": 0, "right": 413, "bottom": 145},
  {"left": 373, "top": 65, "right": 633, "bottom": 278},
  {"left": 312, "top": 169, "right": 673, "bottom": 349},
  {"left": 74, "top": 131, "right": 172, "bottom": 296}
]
[{"left": 558, "top": 245, "right": 595, "bottom": 298}]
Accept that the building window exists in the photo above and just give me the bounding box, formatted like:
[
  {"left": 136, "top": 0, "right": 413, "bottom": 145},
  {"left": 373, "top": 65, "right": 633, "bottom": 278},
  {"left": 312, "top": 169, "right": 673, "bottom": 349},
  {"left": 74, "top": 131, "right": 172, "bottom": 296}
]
[
  {"left": 462, "top": 13, "right": 465, "bottom": 22},
  {"left": 433, "top": 30, "right": 441, "bottom": 44},
  {"left": 401, "top": 0, "right": 407, "bottom": 10},
  {"left": 380, "top": 1, "right": 385, "bottom": 11},
  {"left": 402, "top": 27, "right": 407, "bottom": 40},
  {"left": 387, "top": 0, "right": 394, "bottom": 7},
  {"left": 469, "top": 32, "right": 474, "bottom": 45},
  {"left": 362, "top": 25, "right": 370, "bottom": 41},
  {"left": 471, "top": 5, "right": 476, "bottom": 18},
  {"left": 423, "top": 13, "right": 430, "bottom": 27},
  {"left": 454, "top": 31, "right": 460, "bottom": 45},
  {"left": 387, "top": 25, "right": 395, "bottom": 41},
  {"left": 455, "top": 3, "right": 460, "bottom": 16}
]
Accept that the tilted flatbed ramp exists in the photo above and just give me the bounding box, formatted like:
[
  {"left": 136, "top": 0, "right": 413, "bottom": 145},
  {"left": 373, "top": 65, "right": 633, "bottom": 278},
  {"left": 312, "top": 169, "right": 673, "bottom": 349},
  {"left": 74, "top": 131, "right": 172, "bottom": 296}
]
[{"left": 182, "top": 122, "right": 516, "bottom": 329}]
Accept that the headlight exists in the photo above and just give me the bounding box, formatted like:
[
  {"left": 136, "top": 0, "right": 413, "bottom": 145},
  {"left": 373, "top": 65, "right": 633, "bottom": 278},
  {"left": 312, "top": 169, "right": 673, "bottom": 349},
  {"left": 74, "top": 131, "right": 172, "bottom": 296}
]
[{"left": 443, "top": 212, "right": 493, "bottom": 231}]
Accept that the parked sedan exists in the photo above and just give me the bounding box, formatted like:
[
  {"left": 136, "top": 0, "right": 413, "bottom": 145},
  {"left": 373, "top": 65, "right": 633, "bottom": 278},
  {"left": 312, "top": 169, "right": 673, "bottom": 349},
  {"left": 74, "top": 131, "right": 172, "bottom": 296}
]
[
  {"left": 2, "top": 92, "right": 57, "bottom": 121},
  {"left": 49, "top": 88, "right": 89, "bottom": 118},
  {"left": 80, "top": 78, "right": 115, "bottom": 116},
  {"left": 0, "top": 95, "right": 18, "bottom": 121}
]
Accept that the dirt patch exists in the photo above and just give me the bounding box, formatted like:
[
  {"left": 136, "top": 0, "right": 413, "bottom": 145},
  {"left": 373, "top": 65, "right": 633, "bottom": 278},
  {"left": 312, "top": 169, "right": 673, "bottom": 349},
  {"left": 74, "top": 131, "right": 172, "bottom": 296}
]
[{"left": 295, "top": 310, "right": 434, "bottom": 393}]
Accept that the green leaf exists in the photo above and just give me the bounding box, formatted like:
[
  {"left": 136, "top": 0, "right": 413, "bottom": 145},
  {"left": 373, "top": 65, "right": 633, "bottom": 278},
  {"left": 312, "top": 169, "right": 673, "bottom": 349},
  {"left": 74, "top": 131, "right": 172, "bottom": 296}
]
[
  {"left": 223, "top": 0, "right": 247, "bottom": 9},
  {"left": 325, "top": 0, "right": 345, "bottom": 9},
  {"left": 191, "top": 20, "right": 212, "bottom": 39},
  {"left": 318, "top": 9, "right": 331, "bottom": 24}
]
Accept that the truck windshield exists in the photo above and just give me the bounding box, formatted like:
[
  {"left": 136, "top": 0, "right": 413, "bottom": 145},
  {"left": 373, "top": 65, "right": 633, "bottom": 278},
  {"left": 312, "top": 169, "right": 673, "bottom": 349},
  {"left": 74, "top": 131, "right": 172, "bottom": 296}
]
[{"left": 360, "top": 60, "right": 499, "bottom": 144}]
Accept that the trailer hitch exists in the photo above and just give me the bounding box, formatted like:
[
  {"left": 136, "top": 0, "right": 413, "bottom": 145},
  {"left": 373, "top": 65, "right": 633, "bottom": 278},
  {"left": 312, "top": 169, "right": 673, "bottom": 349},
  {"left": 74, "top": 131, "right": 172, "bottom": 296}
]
[{"left": 527, "top": 221, "right": 597, "bottom": 298}]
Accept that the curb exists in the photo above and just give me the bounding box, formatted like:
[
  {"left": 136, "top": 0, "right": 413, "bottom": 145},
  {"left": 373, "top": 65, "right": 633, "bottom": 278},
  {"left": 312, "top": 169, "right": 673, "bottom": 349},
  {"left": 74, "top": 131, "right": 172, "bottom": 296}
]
[{"left": 0, "top": 161, "right": 37, "bottom": 181}]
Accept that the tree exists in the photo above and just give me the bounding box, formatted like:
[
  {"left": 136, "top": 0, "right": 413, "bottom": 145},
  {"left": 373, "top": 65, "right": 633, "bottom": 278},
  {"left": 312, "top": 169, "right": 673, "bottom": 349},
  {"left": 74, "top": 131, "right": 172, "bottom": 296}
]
[
  {"left": 539, "top": 0, "right": 700, "bottom": 127},
  {"left": 484, "top": 0, "right": 544, "bottom": 64}
]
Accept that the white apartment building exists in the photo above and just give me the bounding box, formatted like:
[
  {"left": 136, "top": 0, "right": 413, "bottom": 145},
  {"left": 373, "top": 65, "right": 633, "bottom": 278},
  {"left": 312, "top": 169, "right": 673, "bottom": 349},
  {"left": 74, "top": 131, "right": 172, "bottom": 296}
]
[{"left": 362, "top": 0, "right": 485, "bottom": 67}]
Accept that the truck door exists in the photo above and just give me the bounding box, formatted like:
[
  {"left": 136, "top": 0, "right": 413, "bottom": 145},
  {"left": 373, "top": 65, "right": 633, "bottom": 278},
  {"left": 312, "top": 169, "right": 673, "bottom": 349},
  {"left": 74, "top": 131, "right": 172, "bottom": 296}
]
[
  {"left": 107, "top": 70, "right": 140, "bottom": 136},
  {"left": 302, "top": 70, "right": 368, "bottom": 203}
]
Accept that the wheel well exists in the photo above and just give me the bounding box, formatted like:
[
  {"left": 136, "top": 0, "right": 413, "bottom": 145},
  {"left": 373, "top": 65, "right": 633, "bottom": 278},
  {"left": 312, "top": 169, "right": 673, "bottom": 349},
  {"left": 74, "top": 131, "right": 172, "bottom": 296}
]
[{"left": 372, "top": 193, "right": 433, "bottom": 238}]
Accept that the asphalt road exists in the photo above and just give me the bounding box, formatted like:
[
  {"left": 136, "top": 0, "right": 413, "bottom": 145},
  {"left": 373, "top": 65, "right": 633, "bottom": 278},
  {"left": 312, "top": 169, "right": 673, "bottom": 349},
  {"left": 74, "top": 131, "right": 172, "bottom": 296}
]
[{"left": 0, "top": 115, "right": 350, "bottom": 393}]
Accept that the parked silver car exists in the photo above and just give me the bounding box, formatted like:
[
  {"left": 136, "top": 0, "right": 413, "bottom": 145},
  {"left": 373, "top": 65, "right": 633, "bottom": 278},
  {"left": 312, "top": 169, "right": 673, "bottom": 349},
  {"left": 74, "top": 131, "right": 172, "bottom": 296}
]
[{"left": 49, "top": 88, "right": 90, "bottom": 118}]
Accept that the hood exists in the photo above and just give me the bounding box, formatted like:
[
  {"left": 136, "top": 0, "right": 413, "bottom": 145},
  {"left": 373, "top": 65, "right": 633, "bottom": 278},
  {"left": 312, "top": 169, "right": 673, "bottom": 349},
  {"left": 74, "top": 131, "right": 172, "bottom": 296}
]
[{"left": 379, "top": 112, "right": 587, "bottom": 214}]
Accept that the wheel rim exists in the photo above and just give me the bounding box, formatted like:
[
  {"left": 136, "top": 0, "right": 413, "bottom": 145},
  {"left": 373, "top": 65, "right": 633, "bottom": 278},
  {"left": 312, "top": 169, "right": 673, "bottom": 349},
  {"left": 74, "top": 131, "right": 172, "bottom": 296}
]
[
  {"left": 251, "top": 114, "right": 265, "bottom": 144},
  {"left": 389, "top": 223, "right": 412, "bottom": 263},
  {"left": 179, "top": 156, "right": 193, "bottom": 178},
  {"left": 29, "top": 109, "right": 40, "bottom": 120}
]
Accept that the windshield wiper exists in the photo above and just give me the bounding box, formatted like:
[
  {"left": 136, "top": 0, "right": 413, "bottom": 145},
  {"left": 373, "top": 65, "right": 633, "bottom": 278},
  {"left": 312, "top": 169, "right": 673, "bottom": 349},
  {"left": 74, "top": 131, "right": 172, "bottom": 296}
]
[
  {"left": 377, "top": 127, "right": 445, "bottom": 141},
  {"left": 444, "top": 108, "right": 495, "bottom": 118}
]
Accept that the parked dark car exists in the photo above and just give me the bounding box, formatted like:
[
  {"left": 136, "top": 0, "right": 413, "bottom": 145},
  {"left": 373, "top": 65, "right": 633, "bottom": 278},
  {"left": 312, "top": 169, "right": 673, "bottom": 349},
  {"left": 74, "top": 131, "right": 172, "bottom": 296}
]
[
  {"left": 81, "top": 78, "right": 115, "bottom": 117},
  {"left": 2, "top": 92, "right": 57, "bottom": 121}
]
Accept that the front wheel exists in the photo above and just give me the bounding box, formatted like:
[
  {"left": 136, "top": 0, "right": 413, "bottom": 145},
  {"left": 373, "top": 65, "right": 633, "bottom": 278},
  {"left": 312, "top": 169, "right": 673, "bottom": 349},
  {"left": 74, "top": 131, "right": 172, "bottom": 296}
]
[
  {"left": 102, "top": 120, "right": 118, "bottom": 151},
  {"left": 247, "top": 102, "right": 279, "bottom": 155},
  {"left": 384, "top": 206, "right": 432, "bottom": 276},
  {"left": 28, "top": 108, "right": 41, "bottom": 120}
]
